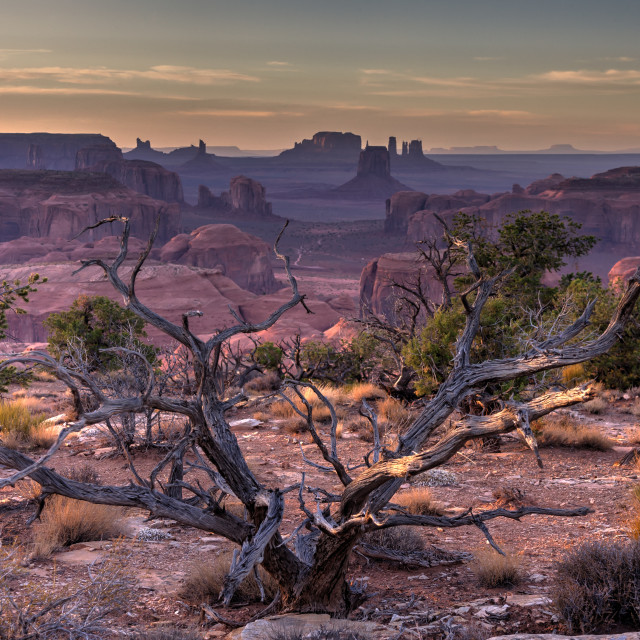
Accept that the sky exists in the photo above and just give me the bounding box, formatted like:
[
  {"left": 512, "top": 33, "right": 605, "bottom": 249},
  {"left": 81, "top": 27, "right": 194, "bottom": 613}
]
[{"left": 1, "top": 0, "right": 640, "bottom": 151}]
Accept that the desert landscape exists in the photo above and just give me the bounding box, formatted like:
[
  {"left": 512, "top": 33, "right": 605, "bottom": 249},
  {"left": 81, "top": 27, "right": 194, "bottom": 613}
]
[{"left": 3, "top": 2, "right": 640, "bottom": 639}]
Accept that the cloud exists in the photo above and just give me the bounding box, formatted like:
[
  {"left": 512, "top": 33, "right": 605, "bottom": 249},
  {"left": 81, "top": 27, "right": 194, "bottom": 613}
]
[
  {"left": 0, "top": 65, "right": 259, "bottom": 86},
  {"left": 266, "top": 61, "right": 293, "bottom": 67},
  {"left": 0, "top": 85, "right": 197, "bottom": 100},
  {"left": 170, "top": 109, "right": 303, "bottom": 117},
  {"left": 473, "top": 56, "right": 503, "bottom": 61},
  {"left": 537, "top": 68, "right": 640, "bottom": 85}
]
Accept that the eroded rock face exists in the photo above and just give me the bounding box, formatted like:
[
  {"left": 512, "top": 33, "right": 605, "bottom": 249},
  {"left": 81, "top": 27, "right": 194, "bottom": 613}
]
[
  {"left": 609, "top": 256, "right": 640, "bottom": 288},
  {"left": 404, "top": 168, "right": 640, "bottom": 280},
  {"left": 76, "top": 146, "right": 183, "bottom": 203},
  {"left": 385, "top": 191, "right": 429, "bottom": 234},
  {"left": 359, "top": 252, "right": 443, "bottom": 322},
  {"left": 0, "top": 133, "right": 117, "bottom": 170},
  {"left": 158, "top": 224, "right": 278, "bottom": 294},
  {"left": 0, "top": 235, "right": 148, "bottom": 265},
  {"left": 0, "top": 170, "right": 180, "bottom": 243},
  {"left": 197, "top": 176, "right": 276, "bottom": 218},
  {"left": 1, "top": 261, "right": 340, "bottom": 348}
]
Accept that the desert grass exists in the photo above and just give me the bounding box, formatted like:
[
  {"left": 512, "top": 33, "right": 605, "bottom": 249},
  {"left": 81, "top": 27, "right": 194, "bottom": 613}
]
[
  {"left": 346, "top": 382, "right": 386, "bottom": 404},
  {"left": 179, "top": 550, "right": 277, "bottom": 604},
  {"left": 627, "top": 484, "right": 640, "bottom": 540},
  {"left": 534, "top": 416, "right": 613, "bottom": 451},
  {"left": 135, "top": 628, "right": 202, "bottom": 640},
  {"left": 472, "top": 547, "right": 521, "bottom": 587},
  {"left": 252, "top": 411, "right": 271, "bottom": 422},
  {"left": 270, "top": 396, "right": 334, "bottom": 423},
  {"left": 33, "top": 495, "right": 126, "bottom": 557},
  {"left": 281, "top": 417, "right": 308, "bottom": 435},
  {"left": 376, "top": 396, "right": 411, "bottom": 424},
  {"left": 582, "top": 397, "right": 608, "bottom": 415},
  {"left": 0, "top": 399, "right": 49, "bottom": 449},
  {"left": 628, "top": 399, "right": 640, "bottom": 417},
  {"left": 562, "top": 363, "right": 588, "bottom": 386},
  {"left": 394, "top": 487, "right": 445, "bottom": 516}
]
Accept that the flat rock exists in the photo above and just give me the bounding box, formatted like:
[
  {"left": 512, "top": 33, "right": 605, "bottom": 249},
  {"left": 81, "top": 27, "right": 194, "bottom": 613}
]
[
  {"left": 226, "top": 614, "right": 394, "bottom": 640},
  {"left": 487, "top": 635, "right": 640, "bottom": 640}
]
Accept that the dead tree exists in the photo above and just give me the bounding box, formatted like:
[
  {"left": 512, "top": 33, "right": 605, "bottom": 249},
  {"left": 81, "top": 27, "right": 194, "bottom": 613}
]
[{"left": 0, "top": 216, "right": 639, "bottom": 616}]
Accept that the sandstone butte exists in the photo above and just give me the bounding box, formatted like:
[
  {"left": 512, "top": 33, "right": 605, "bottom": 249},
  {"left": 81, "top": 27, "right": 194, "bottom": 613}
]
[
  {"left": 0, "top": 170, "right": 180, "bottom": 244},
  {"left": 197, "top": 175, "right": 277, "bottom": 219},
  {"left": 0, "top": 261, "right": 344, "bottom": 350},
  {"left": 75, "top": 143, "right": 184, "bottom": 204}
]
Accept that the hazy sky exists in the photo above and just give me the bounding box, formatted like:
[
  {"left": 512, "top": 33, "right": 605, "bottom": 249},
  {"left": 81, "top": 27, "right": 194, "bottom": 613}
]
[{"left": 2, "top": 0, "right": 640, "bottom": 150}]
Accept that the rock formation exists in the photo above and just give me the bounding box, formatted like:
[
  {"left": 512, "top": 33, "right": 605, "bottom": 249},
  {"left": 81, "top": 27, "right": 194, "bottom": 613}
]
[
  {"left": 388, "top": 136, "right": 398, "bottom": 157},
  {"left": 278, "top": 132, "right": 361, "bottom": 162},
  {"left": 385, "top": 191, "right": 429, "bottom": 234},
  {"left": 0, "top": 133, "right": 117, "bottom": 170},
  {"left": 332, "top": 146, "right": 412, "bottom": 200},
  {"left": 0, "top": 235, "right": 148, "bottom": 265},
  {"left": 359, "top": 252, "right": 443, "bottom": 322},
  {"left": 123, "top": 138, "right": 170, "bottom": 163},
  {"left": 76, "top": 145, "right": 184, "bottom": 203},
  {"left": 178, "top": 139, "right": 226, "bottom": 174},
  {"left": 0, "top": 170, "right": 180, "bottom": 243},
  {"left": 157, "top": 224, "right": 279, "bottom": 294},
  {"left": 403, "top": 167, "right": 640, "bottom": 281},
  {"left": 609, "top": 256, "right": 640, "bottom": 288},
  {"left": 0, "top": 261, "right": 341, "bottom": 348},
  {"left": 197, "top": 176, "right": 276, "bottom": 218}
]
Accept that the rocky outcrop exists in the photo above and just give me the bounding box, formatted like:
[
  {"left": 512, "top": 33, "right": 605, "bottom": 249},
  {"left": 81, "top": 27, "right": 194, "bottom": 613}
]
[
  {"left": 332, "top": 146, "right": 412, "bottom": 200},
  {"left": 385, "top": 191, "right": 429, "bottom": 234},
  {"left": 158, "top": 224, "right": 278, "bottom": 294},
  {"left": 385, "top": 189, "right": 490, "bottom": 234},
  {"left": 178, "top": 139, "right": 226, "bottom": 174},
  {"left": 123, "top": 138, "right": 170, "bottom": 163},
  {"left": 0, "top": 235, "right": 148, "bottom": 265},
  {"left": 0, "top": 170, "right": 180, "bottom": 243},
  {"left": 609, "top": 256, "right": 640, "bottom": 288},
  {"left": 76, "top": 146, "right": 183, "bottom": 203},
  {"left": 405, "top": 168, "right": 640, "bottom": 280},
  {"left": 197, "top": 176, "right": 276, "bottom": 218},
  {"left": 279, "top": 131, "right": 361, "bottom": 162},
  {"left": 359, "top": 252, "right": 443, "bottom": 322},
  {"left": 0, "top": 261, "right": 340, "bottom": 348},
  {"left": 0, "top": 133, "right": 117, "bottom": 170}
]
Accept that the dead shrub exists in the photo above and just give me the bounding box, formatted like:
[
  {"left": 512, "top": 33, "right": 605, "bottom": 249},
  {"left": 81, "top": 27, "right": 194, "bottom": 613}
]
[
  {"left": 252, "top": 411, "right": 271, "bottom": 422},
  {"left": 180, "top": 551, "right": 277, "bottom": 604},
  {"left": 534, "top": 416, "right": 613, "bottom": 450},
  {"left": 33, "top": 495, "right": 125, "bottom": 557},
  {"left": 552, "top": 540, "right": 640, "bottom": 633},
  {"left": 394, "top": 487, "right": 444, "bottom": 516},
  {"left": 492, "top": 486, "right": 528, "bottom": 508},
  {"left": 472, "top": 547, "right": 521, "bottom": 588},
  {"left": 281, "top": 417, "right": 308, "bottom": 435},
  {"left": 363, "top": 526, "right": 425, "bottom": 553},
  {"left": 27, "top": 422, "right": 58, "bottom": 449},
  {"left": 582, "top": 397, "right": 608, "bottom": 415},
  {"left": 244, "top": 371, "right": 281, "bottom": 395},
  {"left": 346, "top": 383, "right": 386, "bottom": 404},
  {"left": 629, "top": 399, "right": 640, "bottom": 417},
  {"left": 266, "top": 624, "right": 368, "bottom": 640},
  {"left": 16, "top": 479, "right": 42, "bottom": 502}
]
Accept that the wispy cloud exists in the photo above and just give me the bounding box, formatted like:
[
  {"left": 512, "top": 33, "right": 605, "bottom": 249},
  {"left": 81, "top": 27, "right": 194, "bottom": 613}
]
[
  {"left": 473, "top": 56, "right": 503, "bottom": 62},
  {"left": 537, "top": 68, "right": 640, "bottom": 85},
  {"left": 267, "top": 61, "right": 293, "bottom": 67},
  {"left": 0, "top": 85, "right": 197, "bottom": 100},
  {"left": 0, "top": 65, "right": 259, "bottom": 85},
  {"left": 170, "top": 109, "right": 303, "bottom": 117}
]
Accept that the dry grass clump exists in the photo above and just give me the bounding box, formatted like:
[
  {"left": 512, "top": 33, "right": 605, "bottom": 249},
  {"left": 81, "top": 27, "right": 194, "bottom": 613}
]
[
  {"left": 363, "top": 526, "right": 425, "bottom": 552},
  {"left": 33, "top": 495, "right": 125, "bottom": 557},
  {"left": 346, "top": 382, "right": 386, "bottom": 404},
  {"left": 270, "top": 400, "right": 297, "bottom": 419},
  {"left": 472, "top": 547, "right": 521, "bottom": 588},
  {"left": 582, "top": 397, "right": 608, "bottom": 415},
  {"left": 16, "top": 479, "right": 42, "bottom": 502},
  {"left": 266, "top": 625, "right": 368, "bottom": 640},
  {"left": 252, "top": 411, "right": 271, "bottom": 422},
  {"left": 244, "top": 371, "right": 281, "bottom": 395},
  {"left": 0, "top": 399, "right": 49, "bottom": 449},
  {"left": 534, "top": 416, "right": 613, "bottom": 450},
  {"left": 394, "top": 487, "right": 445, "bottom": 516},
  {"left": 376, "top": 396, "right": 411, "bottom": 424},
  {"left": 552, "top": 540, "right": 640, "bottom": 633},
  {"left": 627, "top": 399, "right": 640, "bottom": 417},
  {"left": 562, "top": 363, "right": 588, "bottom": 386},
  {"left": 627, "top": 484, "right": 640, "bottom": 540},
  {"left": 492, "top": 486, "right": 528, "bottom": 508},
  {"left": 180, "top": 551, "right": 277, "bottom": 604}
]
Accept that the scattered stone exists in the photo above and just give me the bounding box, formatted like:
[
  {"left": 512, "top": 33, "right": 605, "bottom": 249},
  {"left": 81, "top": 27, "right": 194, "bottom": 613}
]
[{"left": 136, "top": 527, "right": 173, "bottom": 542}]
